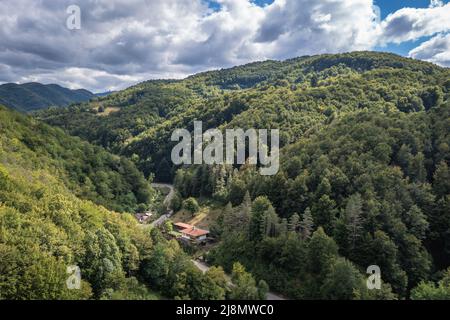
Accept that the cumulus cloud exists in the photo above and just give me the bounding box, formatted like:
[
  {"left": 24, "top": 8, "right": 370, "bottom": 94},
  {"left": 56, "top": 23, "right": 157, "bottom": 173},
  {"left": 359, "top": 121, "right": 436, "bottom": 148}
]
[
  {"left": 0, "top": 0, "right": 448, "bottom": 92},
  {"left": 0, "top": 0, "right": 209, "bottom": 91},
  {"left": 409, "top": 32, "right": 450, "bottom": 67},
  {"left": 379, "top": 3, "right": 450, "bottom": 44},
  {"left": 255, "top": 0, "right": 380, "bottom": 58},
  {"left": 429, "top": 0, "right": 445, "bottom": 8}
]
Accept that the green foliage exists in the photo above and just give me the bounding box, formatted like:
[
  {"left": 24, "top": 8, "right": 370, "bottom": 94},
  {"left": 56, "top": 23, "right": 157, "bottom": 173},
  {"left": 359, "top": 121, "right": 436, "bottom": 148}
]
[
  {"left": 0, "top": 106, "right": 154, "bottom": 213},
  {"left": 183, "top": 197, "right": 200, "bottom": 215},
  {"left": 100, "top": 277, "right": 159, "bottom": 300},
  {"left": 140, "top": 235, "right": 228, "bottom": 300},
  {"left": 229, "top": 262, "right": 267, "bottom": 300},
  {"left": 320, "top": 257, "right": 366, "bottom": 300},
  {"left": 307, "top": 227, "right": 339, "bottom": 279},
  {"left": 19, "top": 51, "right": 450, "bottom": 300},
  {"left": 208, "top": 102, "right": 449, "bottom": 298},
  {"left": 411, "top": 268, "right": 450, "bottom": 300},
  {"left": 170, "top": 191, "right": 183, "bottom": 211},
  {"left": 0, "top": 105, "right": 234, "bottom": 300},
  {"left": 249, "top": 196, "right": 275, "bottom": 241},
  {"left": 37, "top": 52, "right": 449, "bottom": 181},
  {"left": 0, "top": 161, "right": 153, "bottom": 299}
]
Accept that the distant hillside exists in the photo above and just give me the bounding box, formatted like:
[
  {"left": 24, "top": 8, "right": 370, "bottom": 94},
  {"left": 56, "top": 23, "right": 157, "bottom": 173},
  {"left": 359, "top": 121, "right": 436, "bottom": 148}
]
[
  {"left": 37, "top": 51, "right": 450, "bottom": 180},
  {"left": 0, "top": 82, "right": 94, "bottom": 112},
  {"left": 95, "top": 91, "right": 116, "bottom": 97}
]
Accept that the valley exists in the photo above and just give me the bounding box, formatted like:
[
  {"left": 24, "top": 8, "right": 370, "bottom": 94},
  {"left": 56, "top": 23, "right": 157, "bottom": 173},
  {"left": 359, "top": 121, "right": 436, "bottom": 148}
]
[{"left": 2, "top": 51, "right": 450, "bottom": 300}]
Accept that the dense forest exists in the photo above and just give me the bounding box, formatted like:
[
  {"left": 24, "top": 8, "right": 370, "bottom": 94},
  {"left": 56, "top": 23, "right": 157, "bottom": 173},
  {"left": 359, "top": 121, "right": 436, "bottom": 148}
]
[
  {"left": 0, "top": 83, "right": 94, "bottom": 112},
  {"left": 5, "top": 51, "right": 450, "bottom": 300},
  {"left": 0, "top": 105, "right": 267, "bottom": 300},
  {"left": 0, "top": 106, "right": 153, "bottom": 213},
  {"left": 37, "top": 52, "right": 449, "bottom": 181},
  {"left": 194, "top": 105, "right": 450, "bottom": 299}
]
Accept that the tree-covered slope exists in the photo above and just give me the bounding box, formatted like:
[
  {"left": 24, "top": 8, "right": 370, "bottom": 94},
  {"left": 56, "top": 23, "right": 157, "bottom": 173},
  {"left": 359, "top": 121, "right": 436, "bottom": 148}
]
[
  {"left": 0, "top": 105, "right": 153, "bottom": 213},
  {"left": 190, "top": 103, "right": 449, "bottom": 299},
  {"left": 37, "top": 52, "right": 449, "bottom": 181},
  {"left": 0, "top": 82, "right": 94, "bottom": 112},
  {"left": 1, "top": 105, "right": 253, "bottom": 300},
  {"left": 0, "top": 105, "right": 155, "bottom": 299},
  {"left": 33, "top": 51, "right": 450, "bottom": 300}
]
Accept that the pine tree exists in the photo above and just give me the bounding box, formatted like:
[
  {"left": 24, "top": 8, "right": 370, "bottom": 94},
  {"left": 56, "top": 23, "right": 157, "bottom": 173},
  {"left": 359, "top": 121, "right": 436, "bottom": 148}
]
[
  {"left": 300, "top": 208, "right": 314, "bottom": 240},
  {"left": 213, "top": 165, "right": 227, "bottom": 201},
  {"left": 311, "top": 195, "right": 337, "bottom": 234},
  {"left": 242, "top": 190, "right": 252, "bottom": 208},
  {"left": 249, "top": 196, "right": 273, "bottom": 241},
  {"left": 288, "top": 213, "right": 300, "bottom": 233},
  {"left": 409, "top": 152, "right": 427, "bottom": 183},
  {"left": 261, "top": 207, "right": 280, "bottom": 238},
  {"left": 345, "top": 193, "right": 363, "bottom": 252},
  {"left": 279, "top": 218, "right": 288, "bottom": 234},
  {"left": 222, "top": 202, "right": 234, "bottom": 233},
  {"left": 433, "top": 161, "right": 450, "bottom": 198}
]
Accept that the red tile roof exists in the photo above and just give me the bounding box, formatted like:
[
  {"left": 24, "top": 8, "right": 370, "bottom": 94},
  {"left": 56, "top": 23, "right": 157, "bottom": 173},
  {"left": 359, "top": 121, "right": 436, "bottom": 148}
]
[
  {"left": 174, "top": 222, "right": 193, "bottom": 229},
  {"left": 180, "top": 227, "right": 209, "bottom": 238}
]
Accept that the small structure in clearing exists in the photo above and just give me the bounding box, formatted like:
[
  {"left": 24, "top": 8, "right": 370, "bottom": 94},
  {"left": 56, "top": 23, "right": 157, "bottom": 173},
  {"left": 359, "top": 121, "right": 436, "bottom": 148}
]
[
  {"left": 135, "top": 212, "right": 153, "bottom": 224},
  {"left": 173, "top": 222, "right": 209, "bottom": 242}
]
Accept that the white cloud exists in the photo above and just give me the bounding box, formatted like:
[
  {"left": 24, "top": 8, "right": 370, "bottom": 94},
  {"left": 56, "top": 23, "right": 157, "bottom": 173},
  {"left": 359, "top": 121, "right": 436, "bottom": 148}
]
[
  {"left": 254, "top": 0, "right": 380, "bottom": 59},
  {"left": 0, "top": 0, "right": 448, "bottom": 91},
  {"left": 379, "top": 3, "right": 450, "bottom": 44},
  {"left": 409, "top": 32, "right": 450, "bottom": 67},
  {"left": 429, "top": 0, "right": 444, "bottom": 8}
]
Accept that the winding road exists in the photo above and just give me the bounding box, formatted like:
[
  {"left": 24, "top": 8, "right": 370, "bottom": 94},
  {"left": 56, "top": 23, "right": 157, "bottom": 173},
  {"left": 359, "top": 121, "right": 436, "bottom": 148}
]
[
  {"left": 151, "top": 183, "right": 175, "bottom": 206},
  {"left": 150, "top": 183, "right": 175, "bottom": 227}
]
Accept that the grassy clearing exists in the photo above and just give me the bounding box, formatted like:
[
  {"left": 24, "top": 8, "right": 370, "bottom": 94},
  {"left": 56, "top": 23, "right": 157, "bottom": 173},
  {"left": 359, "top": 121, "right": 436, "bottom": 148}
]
[
  {"left": 97, "top": 106, "right": 120, "bottom": 116},
  {"left": 172, "top": 204, "right": 222, "bottom": 230}
]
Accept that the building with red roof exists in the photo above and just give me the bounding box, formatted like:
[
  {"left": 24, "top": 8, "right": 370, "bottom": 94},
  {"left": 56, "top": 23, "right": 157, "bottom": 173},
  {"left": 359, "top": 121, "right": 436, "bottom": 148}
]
[{"left": 173, "top": 222, "right": 209, "bottom": 242}]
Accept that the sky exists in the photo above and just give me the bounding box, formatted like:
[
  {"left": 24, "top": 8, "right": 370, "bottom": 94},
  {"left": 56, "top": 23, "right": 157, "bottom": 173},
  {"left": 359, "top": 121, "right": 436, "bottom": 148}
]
[{"left": 0, "top": 0, "right": 449, "bottom": 92}]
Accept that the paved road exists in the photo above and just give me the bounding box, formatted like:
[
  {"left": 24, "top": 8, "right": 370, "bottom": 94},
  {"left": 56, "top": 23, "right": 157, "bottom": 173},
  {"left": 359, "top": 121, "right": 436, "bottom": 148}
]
[
  {"left": 151, "top": 212, "right": 171, "bottom": 227},
  {"left": 192, "top": 260, "right": 286, "bottom": 301},
  {"left": 151, "top": 183, "right": 175, "bottom": 206},
  {"left": 150, "top": 183, "right": 175, "bottom": 227}
]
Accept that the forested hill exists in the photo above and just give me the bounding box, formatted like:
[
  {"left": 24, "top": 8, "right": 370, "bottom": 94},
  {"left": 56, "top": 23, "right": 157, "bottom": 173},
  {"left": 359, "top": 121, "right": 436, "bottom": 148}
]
[
  {"left": 0, "top": 82, "right": 94, "bottom": 112},
  {"left": 34, "top": 51, "right": 450, "bottom": 300},
  {"left": 0, "top": 105, "right": 245, "bottom": 300},
  {"left": 37, "top": 51, "right": 449, "bottom": 181},
  {"left": 0, "top": 105, "right": 153, "bottom": 213},
  {"left": 200, "top": 103, "right": 450, "bottom": 299}
]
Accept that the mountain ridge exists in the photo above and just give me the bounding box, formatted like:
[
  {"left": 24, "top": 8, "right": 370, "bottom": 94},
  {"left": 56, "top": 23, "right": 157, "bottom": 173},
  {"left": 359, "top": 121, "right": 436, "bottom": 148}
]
[{"left": 0, "top": 82, "right": 94, "bottom": 112}]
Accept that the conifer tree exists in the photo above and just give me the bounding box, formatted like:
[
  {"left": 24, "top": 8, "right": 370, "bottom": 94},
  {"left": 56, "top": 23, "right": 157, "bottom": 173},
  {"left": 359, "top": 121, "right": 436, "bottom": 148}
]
[{"left": 300, "top": 208, "right": 314, "bottom": 240}]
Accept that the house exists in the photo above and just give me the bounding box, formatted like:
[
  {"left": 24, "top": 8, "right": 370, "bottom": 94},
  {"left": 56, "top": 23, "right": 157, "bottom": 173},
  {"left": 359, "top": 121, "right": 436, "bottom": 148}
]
[
  {"left": 135, "top": 212, "right": 153, "bottom": 223},
  {"left": 173, "top": 222, "right": 193, "bottom": 231},
  {"left": 173, "top": 222, "right": 209, "bottom": 242}
]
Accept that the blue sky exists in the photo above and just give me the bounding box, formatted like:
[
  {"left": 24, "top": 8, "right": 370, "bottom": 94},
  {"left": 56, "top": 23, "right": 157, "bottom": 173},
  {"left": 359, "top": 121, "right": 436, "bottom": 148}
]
[{"left": 0, "top": 0, "right": 449, "bottom": 92}]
